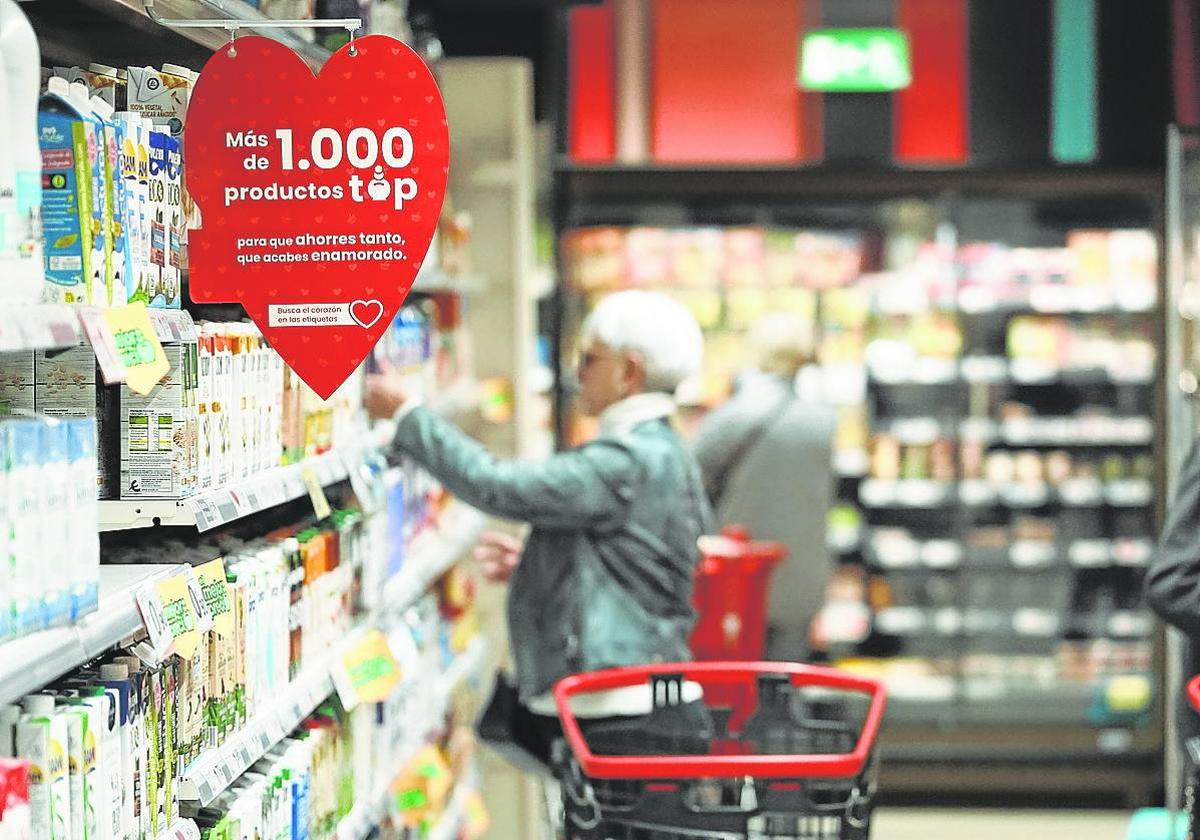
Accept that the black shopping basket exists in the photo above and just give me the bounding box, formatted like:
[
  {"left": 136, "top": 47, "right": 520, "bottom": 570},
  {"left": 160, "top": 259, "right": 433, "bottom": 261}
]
[{"left": 551, "top": 661, "right": 887, "bottom": 840}]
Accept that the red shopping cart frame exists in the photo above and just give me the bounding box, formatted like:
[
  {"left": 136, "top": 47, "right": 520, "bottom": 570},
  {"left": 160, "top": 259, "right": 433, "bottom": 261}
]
[
  {"left": 553, "top": 661, "right": 887, "bottom": 781},
  {"left": 1188, "top": 675, "right": 1200, "bottom": 713}
]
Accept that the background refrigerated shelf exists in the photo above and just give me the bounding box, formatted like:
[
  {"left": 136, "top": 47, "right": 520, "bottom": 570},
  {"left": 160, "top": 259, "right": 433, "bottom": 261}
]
[{"left": 0, "top": 563, "right": 179, "bottom": 706}]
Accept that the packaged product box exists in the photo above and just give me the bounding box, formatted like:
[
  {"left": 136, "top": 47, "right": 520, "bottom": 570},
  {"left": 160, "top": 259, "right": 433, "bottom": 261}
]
[
  {"left": 66, "top": 419, "right": 99, "bottom": 620},
  {"left": 33, "top": 341, "right": 120, "bottom": 499},
  {"left": 85, "top": 64, "right": 127, "bottom": 110},
  {"left": 101, "top": 105, "right": 136, "bottom": 310},
  {"left": 51, "top": 66, "right": 89, "bottom": 86},
  {"left": 160, "top": 135, "right": 182, "bottom": 308},
  {"left": 71, "top": 82, "right": 112, "bottom": 307},
  {"left": 38, "top": 420, "right": 71, "bottom": 629},
  {"left": 16, "top": 697, "right": 70, "bottom": 840},
  {"left": 147, "top": 129, "right": 169, "bottom": 307},
  {"left": 90, "top": 96, "right": 122, "bottom": 306},
  {"left": 196, "top": 333, "right": 212, "bottom": 492},
  {"left": 118, "top": 324, "right": 197, "bottom": 500},
  {"left": 6, "top": 420, "right": 45, "bottom": 635},
  {"left": 125, "top": 66, "right": 190, "bottom": 139},
  {"left": 0, "top": 352, "right": 35, "bottom": 415},
  {"left": 128, "top": 65, "right": 198, "bottom": 266},
  {"left": 119, "top": 114, "right": 154, "bottom": 306},
  {"left": 39, "top": 79, "right": 94, "bottom": 304}
]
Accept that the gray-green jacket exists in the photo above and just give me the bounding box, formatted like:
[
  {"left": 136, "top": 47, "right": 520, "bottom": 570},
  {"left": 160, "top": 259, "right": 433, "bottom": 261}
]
[{"left": 391, "top": 405, "right": 713, "bottom": 702}]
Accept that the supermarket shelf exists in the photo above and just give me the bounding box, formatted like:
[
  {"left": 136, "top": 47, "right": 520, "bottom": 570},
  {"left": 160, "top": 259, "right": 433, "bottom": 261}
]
[
  {"left": 335, "top": 641, "right": 490, "bottom": 840},
  {"left": 378, "top": 501, "right": 488, "bottom": 615},
  {"left": 834, "top": 449, "right": 869, "bottom": 478},
  {"left": 882, "top": 680, "right": 1153, "bottom": 727},
  {"left": 859, "top": 480, "right": 956, "bottom": 508},
  {"left": 556, "top": 164, "right": 1164, "bottom": 206},
  {"left": 181, "top": 502, "right": 489, "bottom": 807},
  {"left": 871, "top": 357, "right": 1155, "bottom": 387},
  {"left": 957, "top": 286, "right": 1157, "bottom": 316},
  {"left": 954, "top": 478, "right": 1153, "bottom": 509},
  {"left": 98, "top": 446, "right": 360, "bottom": 532},
  {"left": 0, "top": 564, "right": 179, "bottom": 706},
  {"left": 179, "top": 644, "right": 345, "bottom": 805},
  {"left": 871, "top": 537, "right": 1153, "bottom": 571}
]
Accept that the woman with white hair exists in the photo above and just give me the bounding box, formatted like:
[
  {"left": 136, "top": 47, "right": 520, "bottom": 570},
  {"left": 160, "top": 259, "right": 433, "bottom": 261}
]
[{"left": 365, "top": 289, "right": 712, "bottom": 767}]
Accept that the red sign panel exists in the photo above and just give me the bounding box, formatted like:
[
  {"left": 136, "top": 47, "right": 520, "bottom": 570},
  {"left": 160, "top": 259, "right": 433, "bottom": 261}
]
[{"left": 186, "top": 35, "right": 449, "bottom": 399}]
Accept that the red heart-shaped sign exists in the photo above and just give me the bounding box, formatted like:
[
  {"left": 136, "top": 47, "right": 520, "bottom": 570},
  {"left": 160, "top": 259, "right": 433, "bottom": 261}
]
[{"left": 186, "top": 35, "right": 449, "bottom": 398}]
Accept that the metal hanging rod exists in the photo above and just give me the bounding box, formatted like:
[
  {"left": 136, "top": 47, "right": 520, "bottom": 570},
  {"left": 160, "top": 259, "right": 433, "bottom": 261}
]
[{"left": 143, "top": 0, "right": 361, "bottom": 32}]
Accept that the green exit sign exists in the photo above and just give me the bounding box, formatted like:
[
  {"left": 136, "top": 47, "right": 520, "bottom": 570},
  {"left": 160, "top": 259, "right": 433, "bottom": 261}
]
[{"left": 800, "top": 28, "right": 912, "bottom": 92}]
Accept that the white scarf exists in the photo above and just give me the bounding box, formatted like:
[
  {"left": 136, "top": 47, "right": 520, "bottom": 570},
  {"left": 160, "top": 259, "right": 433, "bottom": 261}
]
[{"left": 597, "top": 391, "right": 676, "bottom": 436}]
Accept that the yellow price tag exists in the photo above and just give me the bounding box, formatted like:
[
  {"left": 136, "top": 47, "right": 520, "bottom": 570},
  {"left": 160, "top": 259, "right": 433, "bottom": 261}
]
[
  {"left": 1105, "top": 675, "right": 1152, "bottom": 713},
  {"left": 195, "top": 559, "right": 234, "bottom": 636},
  {"left": 102, "top": 303, "right": 169, "bottom": 395},
  {"left": 333, "top": 629, "right": 401, "bottom": 708},
  {"left": 301, "top": 466, "right": 332, "bottom": 520},
  {"left": 155, "top": 573, "right": 201, "bottom": 660}
]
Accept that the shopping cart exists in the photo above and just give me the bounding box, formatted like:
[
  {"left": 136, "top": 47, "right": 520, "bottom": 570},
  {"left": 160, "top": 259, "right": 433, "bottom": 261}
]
[
  {"left": 1184, "top": 675, "right": 1200, "bottom": 840},
  {"left": 550, "top": 661, "right": 886, "bottom": 840}
]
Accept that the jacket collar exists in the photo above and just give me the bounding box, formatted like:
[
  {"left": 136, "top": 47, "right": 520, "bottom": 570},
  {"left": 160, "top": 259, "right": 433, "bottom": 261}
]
[{"left": 598, "top": 391, "right": 676, "bottom": 436}]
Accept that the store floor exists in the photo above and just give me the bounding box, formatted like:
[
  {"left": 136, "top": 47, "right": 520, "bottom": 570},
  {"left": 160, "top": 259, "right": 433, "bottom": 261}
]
[{"left": 874, "top": 808, "right": 1129, "bottom": 839}]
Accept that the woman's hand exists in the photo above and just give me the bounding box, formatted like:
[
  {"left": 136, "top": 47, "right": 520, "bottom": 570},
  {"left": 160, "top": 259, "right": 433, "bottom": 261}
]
[
  {"left": 365, "top": 373, "right": 410, "bottom": 421},
  {"left": 473, "top": 530, "right": 524, "bottom": 583}
]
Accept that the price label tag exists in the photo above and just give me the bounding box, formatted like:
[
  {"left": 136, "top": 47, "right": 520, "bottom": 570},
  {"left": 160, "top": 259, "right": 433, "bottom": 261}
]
[
  {"left": 258, "top": 730, "right": 274, "bottom": 751},
  {"left": 186, "top": 497, "right": 212, "bottom": 531},
  {"left": 331, "top": 629, "right": 402, "bottom": 710},
  {"left": 136, "top": 582, "right": 175, "bottom": 659},
  {"left": 155, "top": 574, "right": 201, "bottom": 659},
  {"left": 228, "top": 489, "right": 253, "bottom": 517},
  {"left": 183, "top": 567, "right": 214, "bottom": 634},
  {"left": 302, "top": 466, "right": 333, "bottom": 519},
  {"left": 195, "top": 559, "right": 235, "bottom": 635},
  {"left": 77, "top": 306, "right": 127, "bottom": 384},
  {"left": 102, "top": 303, "right": 170, "bottom": 395}
]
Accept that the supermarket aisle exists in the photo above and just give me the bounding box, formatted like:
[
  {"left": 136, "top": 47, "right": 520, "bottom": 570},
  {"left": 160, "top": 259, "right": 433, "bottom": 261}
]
[{"left": 874, "top": 808, "right": 1129, "bottom": 840}]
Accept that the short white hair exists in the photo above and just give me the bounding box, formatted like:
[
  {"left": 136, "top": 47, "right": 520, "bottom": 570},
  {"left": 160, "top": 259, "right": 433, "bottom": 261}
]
[
  {"left": 581, "top": 290, "right": 703, "bottom": 394},
  {"left": 747, "top": 313, "right": 814, "bottom": 377}
]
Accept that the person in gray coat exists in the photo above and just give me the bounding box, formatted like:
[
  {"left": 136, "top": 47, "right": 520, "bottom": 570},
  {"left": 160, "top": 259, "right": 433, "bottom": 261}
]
[
  {"left": 365, "top": 290, "right": 713, "bottom": 765},
  {"left": 691, "top": 313, "right": 836, "bottom": 661}
]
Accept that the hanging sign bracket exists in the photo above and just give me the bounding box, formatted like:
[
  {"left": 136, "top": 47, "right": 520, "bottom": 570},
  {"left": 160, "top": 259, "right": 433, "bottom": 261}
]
[{"left": 143, "top": 0, "right": 361, "bottom": 34}]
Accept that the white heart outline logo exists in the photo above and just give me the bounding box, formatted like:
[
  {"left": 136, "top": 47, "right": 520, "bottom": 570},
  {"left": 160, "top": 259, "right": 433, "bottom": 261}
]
[{"left": 349, "top": 298, "right": 384, "bottom": 329}]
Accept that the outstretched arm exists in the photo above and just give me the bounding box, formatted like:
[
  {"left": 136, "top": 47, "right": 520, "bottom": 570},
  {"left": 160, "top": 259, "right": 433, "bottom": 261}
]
[{"left": 391, "top": 405, "right": 639, "bottom": 530}]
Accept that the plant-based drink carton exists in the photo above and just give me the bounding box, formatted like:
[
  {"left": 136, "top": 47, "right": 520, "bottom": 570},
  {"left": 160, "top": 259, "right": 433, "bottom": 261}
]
[{"left": 39, "top": 78, "right": 92, "bottom": 304}]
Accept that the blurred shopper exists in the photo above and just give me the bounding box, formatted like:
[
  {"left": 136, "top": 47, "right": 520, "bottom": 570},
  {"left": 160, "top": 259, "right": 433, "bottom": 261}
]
[
  {"left": 692, "top": 313, "right": 836, "bottom": 660},
  {"left": 365, "top": 290, "right": 712, "bottom": 770}
]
